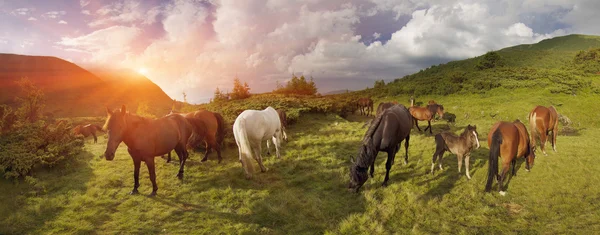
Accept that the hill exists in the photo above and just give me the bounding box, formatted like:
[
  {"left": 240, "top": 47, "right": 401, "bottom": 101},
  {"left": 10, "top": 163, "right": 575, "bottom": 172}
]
[{"left": 0, "top": 54, "right": 173, "bottom": 117}]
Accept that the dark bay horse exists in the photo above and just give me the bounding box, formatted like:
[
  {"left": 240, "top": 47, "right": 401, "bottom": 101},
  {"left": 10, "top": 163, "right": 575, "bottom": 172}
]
[
  {"left": 376, "top": 102, "right": 397, "bottom": 116},
  {"left": 529, "top": 106, "right": 559, "bottom": 155},
  {"left": 485, "top": 120, "right": 536, "bottom": 195},
  {"left": 73, "top": 124, "right": 104, "bottom": 143},
  {"left": 357, "top": 97, "right": 374, "bottom": 116},
  {"left": 348, "top": 104, "right": 412, "bottom": 192},
  {"left": 167, "top": 109, "right": 226, "bottom": 163},
  {"left": 409, "top": 99, "right": 445, "bottom": 134},
  {"left": 431, "top": 125, "right": 480, "bottom": 179},
  {"left": 103, "top": 105, "right": 201, "bottom": 196}
]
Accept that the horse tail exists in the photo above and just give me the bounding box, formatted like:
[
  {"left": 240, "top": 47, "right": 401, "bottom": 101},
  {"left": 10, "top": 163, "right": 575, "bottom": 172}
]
[
  {"left": 486, "top": 129, "right": 502, "bottom": 192},
  {"left": 529, "top": 111, "right": 538, "bottom": 146},
  {"left": 214, "top": 112, "right": 226, "bottom": 147},
  {"left": 235, "top": 117, "right": 254, "bottom": 176},
  {"left": 186, "top": 117, "right": 208, "bottom": 148}
]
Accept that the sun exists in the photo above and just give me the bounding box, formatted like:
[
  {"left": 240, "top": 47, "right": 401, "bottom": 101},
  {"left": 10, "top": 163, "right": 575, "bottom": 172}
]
[{"left": 137, "top": 67, "right": 149, "bottom": 75}]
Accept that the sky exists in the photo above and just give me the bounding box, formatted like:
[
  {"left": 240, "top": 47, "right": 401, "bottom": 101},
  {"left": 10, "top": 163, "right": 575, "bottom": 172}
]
[{"left": 1, "top": 0, "right": 599, "bottom": 103}]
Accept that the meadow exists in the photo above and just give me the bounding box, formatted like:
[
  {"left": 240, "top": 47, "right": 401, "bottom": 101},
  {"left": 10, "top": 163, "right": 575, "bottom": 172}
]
[{"left": 2, "top": 87, "right": 600, "bottom": 234}]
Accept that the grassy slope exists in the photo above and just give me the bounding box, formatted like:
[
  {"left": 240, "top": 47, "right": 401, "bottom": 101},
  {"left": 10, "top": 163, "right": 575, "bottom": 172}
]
[{"left": 2, "top": 34, "right": 600, "bottom": 234}]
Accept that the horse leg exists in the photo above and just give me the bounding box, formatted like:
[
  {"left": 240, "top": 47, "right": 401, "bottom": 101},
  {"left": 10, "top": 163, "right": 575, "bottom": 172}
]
[
  {"left": 457, "top": 154, "right": 464, "bottom": 174},
  {"left": 176, "top": 147, "right": 188, "bottom": 179},
  {"left": 465, "top": 153, "right": 472, "bottom": 180},
  {"left": 201, "top": 139, "right": 211, "bottom": 162},
  {"left": 145, "top": 158, "right": 158, "bottom": 196},
  {"left": 215, "top": 141, "right": 223, "bottom": 164},
  {"left": 92, "top": 132, "right": 97, "bottom": 143},
  {"left": 266, "top": 139, "right": 271, "bottom": 155},
  {"left": 552, "top": 127, "right": 558, "bottom": 152},
  {"left": 272, "top": 134, "right": 282, "bottom": 159},
  {"left": 382, "top": 150, "right": 395, "bottom": 187},
  {"left": 369, "top": 163, "right": 375, "bottom": 178},
  {"left": 511, "top": 158, "right": 517, "bottom": 176},
  {"left": 498, "top": 161, "right": 510, "bottom": 195},
  {"left": 540, "top": 130, "right": 548, "bottom": 155},
  {"left": 404, "top": 135, "right": 410, "bottom": 165},
  {"left": 253, "top": 143, "right": 268, "bottom": 172},
  {"left": 414, "top": 119, "right": 422, "bottom": 132},
  {"left": 131, "top": 157, "right": 141, "bottom": 195},
  {"left": 166, "top": 151, "right": 171, "bottom": 163},
  {"left": 431, "top": 149, "right": 440, "bottom": 174},
  {"left": 425, "top": 120, "right": 432, "bottom": 134}
]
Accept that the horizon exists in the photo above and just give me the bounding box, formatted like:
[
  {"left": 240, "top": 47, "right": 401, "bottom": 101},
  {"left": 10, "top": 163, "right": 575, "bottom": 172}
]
[{"left": 2, "top": 0, "right": 600, "bottom": 103}]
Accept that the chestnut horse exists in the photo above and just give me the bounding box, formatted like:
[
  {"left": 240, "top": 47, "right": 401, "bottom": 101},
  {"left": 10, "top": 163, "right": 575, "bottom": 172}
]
[
  {"left": 103, "top": 105, "right": 201, "bottom": 196},
  {"left": 348, "top": 104, "right": 412, "bottom": 192},
  {"left": 409, "top": 98, "right": 445, "bottom": 134},
  {"left": 431, "top": 125, "right": 480, "bottom": 179},
  {"left": 485, "top": 120, "right": 536, "bottom": 195},
  {"left": 167, "top": 110, "right": 226, "bottom": 163},
  {"left": 357, "top": 97, "right": 374, "bottom": 116},
  {"left": 73, "top": 124, "right": 104, "bottom": 143},
  {"left": 529, "top": 106, "right": 559, "bottom": 155},
  {"left": 376, "top": 101, "right": 398, "bottom": 116}
]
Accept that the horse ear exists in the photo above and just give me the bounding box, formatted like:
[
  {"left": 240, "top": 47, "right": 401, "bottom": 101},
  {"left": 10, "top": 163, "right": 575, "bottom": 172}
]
[
  {"left": 121, "top": 105, "right": 127, "bottom": 114},
  {"left": 106, "top": 107, "right": 112, "bottom": 115}
]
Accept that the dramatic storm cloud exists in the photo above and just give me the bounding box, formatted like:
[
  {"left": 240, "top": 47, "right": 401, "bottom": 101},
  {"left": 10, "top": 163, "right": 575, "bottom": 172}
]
[{"left": 0, "top": 0, "right": 598, "bottom": 102}]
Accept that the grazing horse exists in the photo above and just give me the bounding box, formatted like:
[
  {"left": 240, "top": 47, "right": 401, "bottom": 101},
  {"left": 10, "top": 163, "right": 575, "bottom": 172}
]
[
  {"left": 431, "top": 125, "right": 480, "bottom": 179},
  {"left": 103, "top": 105, "right": 201, "bottom": 196},
  {"left": 166, "top": 109, "right": 226, "bottom": 163},
  {"left": 529, "top": 106, "right": 559, "bottom": 155},
  {"left": 348, "top": 104, "right": 412, "bottom": 193},
  {"left": 357, "top": 97, "right": 374, "bottom": 116},
  {"left": 73, "top": 124, "right": 104, "bottom": 143},
  {"left": 376, "top": 102, "right": 397, "bottom": 116},
  {"left": 234, "top": 107, "right": 285, "bottom": 179},
  {"left": 485, "top": 120, "right": 536, "bottom": 195},
  {"left": 267, "top": 109, "right": 289, "bottom": 155},
  {"left": 409, "top": 98, "right": 445, "bottom": 134}
]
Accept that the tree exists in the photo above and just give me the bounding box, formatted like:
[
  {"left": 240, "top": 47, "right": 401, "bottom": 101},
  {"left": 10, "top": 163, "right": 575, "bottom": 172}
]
[
  {"left": 273, "top": 75, "right": 318, "bottom": 95},
  {"left": 230, "top": 77, "right": 251, "bottom": 100},
  {"left": 213, "top": 87, "right": 229, "bottom": 103},
  {"left": 476, "top": 51, "right": 503, "bottom": 70},
  {"left": 374, "top": 79, "right": 385, "bottom": 89},
  {"left": 15, "top": 77, "right": 45, "bottom": 122}
]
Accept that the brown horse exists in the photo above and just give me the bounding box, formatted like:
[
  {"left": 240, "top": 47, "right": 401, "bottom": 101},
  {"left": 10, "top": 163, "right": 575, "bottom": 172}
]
[
  {"left": 267, "top": 109, "right": 289, "bottom": 155},
  {"left": 376, "top": 102, "right": 397, "bottom": 116},
  {"left": 348, "top": 104, "right": 412, "bottom": 192},
  {"left": 103, "top": 105, "right": 201, "bottom": 196},
  {"left": 485, "top": 120, "right": 536, "bottom": 195},
  {"left": 529, "top": 106, "right": 559, "bottom": 155},
  {"left": 167, "top": 109, "right": 226, "bottom": 163},
  {"left": 431, "top": 125, "right": 480, "bottom": 179},
  {"left": 73, "top": 124, "right": 104, "bottom": 143},
  {"left": 357, "top": 97, "right": 374, "bottom": 116},
  {"left": 409, "top": 98, "right": 444, "bottom": 134}
]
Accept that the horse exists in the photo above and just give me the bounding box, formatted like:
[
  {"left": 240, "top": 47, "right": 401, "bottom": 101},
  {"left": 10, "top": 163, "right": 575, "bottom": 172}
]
[
  {"left": 357, "top": 97, "right": 374, "bottom": 116},
  {"left": 376, "top": 102, "right": 397, "bottom": 116},
  {"left": 529, "top": 106, "right": 559, "bottom": 155},
  {"left": 233, "top": 106, "right": 285, "bottom": 179},
  {"left": 266, "top": 109, "right": 289, "bottom": 155},
  {"left": 409, "top": 98, "right": 445, "bottom": 134},
  {"left": 166, "top": 109, "right": 226, "bottom": 163},
  {"left": 428, "top": 100, "right": 436, "bottom": 105},
  {"left": 431, "top": 125, "right": 480, "bottom": 179},
  {"left": 73, "top": 124, "right": 104, "bottom": 143},
  {"left": 348, "top": 104, "right": 412, "bottom": 193},
  {"left": 102, "top": 105, "right": 201, "bottom": 196},
  {"left": 485, "top": 120, "right": 536, "bottom": 195}
]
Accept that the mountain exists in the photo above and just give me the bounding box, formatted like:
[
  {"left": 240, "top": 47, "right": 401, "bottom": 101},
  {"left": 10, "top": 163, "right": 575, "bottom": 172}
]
[
  {"left": 323, "top": 89, "right": 353, "bottom": 95},
  {"left": 0, "top": 54, "right": 174, "bottom": 117},
  {"left": 377, "top": 34, "right": 600, "bottom": 98}
]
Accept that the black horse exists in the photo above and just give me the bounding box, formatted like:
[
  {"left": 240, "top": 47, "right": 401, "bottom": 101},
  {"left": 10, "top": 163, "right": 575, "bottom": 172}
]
[{"left": 349, "top": 104, "right": 413, "bottom": 192}]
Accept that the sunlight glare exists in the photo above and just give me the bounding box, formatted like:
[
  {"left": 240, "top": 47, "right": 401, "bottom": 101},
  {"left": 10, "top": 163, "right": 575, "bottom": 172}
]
[{"left": 138, "top": 67, "right": 149, "bottom": 75}]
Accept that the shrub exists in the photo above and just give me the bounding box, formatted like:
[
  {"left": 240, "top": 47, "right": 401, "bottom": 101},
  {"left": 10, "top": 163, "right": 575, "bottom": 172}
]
[
  {"left": 475, "top": 51, "right": 504, "bottom": 70},
  {"left": 273, "top": 75, "right": 318, "bottom": 96},
  {"left": 230, "top": 77, "right": 251, "bottom": 100}
]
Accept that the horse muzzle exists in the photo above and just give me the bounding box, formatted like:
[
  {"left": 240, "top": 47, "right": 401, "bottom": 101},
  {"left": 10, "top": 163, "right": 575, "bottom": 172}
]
[{"left": 104, "top": 151, "right": 115, "bottom": 161}]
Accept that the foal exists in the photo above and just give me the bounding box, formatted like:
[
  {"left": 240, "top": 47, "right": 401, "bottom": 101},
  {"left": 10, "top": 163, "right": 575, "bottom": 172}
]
[{"left": 431, "top": 125, "right": 480, "bottom": 179}]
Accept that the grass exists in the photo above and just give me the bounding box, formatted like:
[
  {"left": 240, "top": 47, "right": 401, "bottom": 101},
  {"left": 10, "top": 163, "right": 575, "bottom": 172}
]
[{"left": 1, "top": 89, "right": 600, "bottom": 234}]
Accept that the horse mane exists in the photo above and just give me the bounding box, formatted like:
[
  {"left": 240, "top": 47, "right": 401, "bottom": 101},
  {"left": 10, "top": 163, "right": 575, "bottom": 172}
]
[
  {"left": 103, "top": 109, "right": 151, "bottom": 131},
  {"left": 355, "top": 109, "right": 386, "bottom": 167}
]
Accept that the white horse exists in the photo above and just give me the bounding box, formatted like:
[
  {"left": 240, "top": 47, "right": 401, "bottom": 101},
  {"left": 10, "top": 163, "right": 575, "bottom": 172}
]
[{"left": 233, "top": 106, "right": 284, "bottom": 179}]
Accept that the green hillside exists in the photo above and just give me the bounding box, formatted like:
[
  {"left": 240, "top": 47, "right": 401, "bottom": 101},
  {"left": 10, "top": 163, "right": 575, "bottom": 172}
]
[{"left": 2, "top": 34, "right": 600, "bottom": 234}]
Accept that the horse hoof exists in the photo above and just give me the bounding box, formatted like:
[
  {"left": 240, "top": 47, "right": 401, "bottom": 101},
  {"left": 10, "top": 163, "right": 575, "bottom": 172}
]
[
  {"left": 177, "top": 173, "right": 184, "bottom": 180},
  {"left": 149, "top": 191, "right": 157, "bottom": 197},
  {"left": 130, "top": 190, "right": 139, "bottom": 195},
  {"left": 218, "top": 159, "right": 223, "bottom": 164},
  {"left": 499, "top": 191, "right": 507, "bottom": 196},
  {"left": 201, "top": 158, "right": 208, "bottom": 162},
  {"left": 467, "top": 176, "right": 472, "bottom": 180},
  {"left": 381, "top": 182, "right": 388, "bottom": 187},
  {"left": 261, "top": 168, "right": 269, "bottom": 173},
  {"left": 526, "top": 169, "right": 530, "bottom": 172},
  {"left": 245, "top": 175, "right": 252, "bottom": 180}
]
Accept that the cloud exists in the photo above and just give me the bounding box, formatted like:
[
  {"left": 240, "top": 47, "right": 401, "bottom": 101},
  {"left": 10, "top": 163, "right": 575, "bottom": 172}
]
[
  {"left": 88, "top": 0, "right": 159, "bottom": 27},
  {"left": 81, "top": 10, "right": 91, "bottom": 15},
  {"left": 28, "top": 17, "right": 37, "bottom": 21},
  {"left": 41, "top": 11, "right": 66, "bottom": 19},
  {"left": 11, "top": 8, "right": 34, "bottom": 16},
  {"left": 58, "top": 20, "right": 68, "bottom": 24},
  {"left": 80, "top": 0, "right": 91, "bottom": 8},
  {"left": 57, "top": 25, "right": 141, "bottom": 64}
]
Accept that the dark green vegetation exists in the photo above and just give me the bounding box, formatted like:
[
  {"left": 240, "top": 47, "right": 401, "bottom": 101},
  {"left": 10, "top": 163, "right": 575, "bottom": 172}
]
[{"left": 2, "top": 34, "right": 600, "bottom": 234}]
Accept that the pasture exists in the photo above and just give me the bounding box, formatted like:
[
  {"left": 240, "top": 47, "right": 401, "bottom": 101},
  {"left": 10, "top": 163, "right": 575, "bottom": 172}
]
[{"left": 1, "top": 89, "right": 600, "bottom": 234}]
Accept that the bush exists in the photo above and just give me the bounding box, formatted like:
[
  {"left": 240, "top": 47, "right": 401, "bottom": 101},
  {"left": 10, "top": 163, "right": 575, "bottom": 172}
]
[
  {"left": 475, "top": 51, "right": 504, "bottom": 70},
  {"left": 273, "top": 75, "right": 318, "bottom": 96},
  {"left": 230, "top": 77, "right": 251, "bottom": 100}
]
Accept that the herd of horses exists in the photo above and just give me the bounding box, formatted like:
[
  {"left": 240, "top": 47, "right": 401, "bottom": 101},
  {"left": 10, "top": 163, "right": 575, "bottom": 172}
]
[{"left": 72, "top": 97, "right": 558, "bottom": 197}]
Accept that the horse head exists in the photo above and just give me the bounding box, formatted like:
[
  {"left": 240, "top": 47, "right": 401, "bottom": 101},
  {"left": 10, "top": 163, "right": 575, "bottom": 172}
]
[
  {"left": 526, "top": 145, "right": 536, "bottom": 171},
  {"left": 467, "top": 125, "right": 480, "bottom": 149},
  {"left": 103, "top": 105, "right": 128, "bottom": 161},
  {"left": 436, "top": 105, "right": 445, "bottom": 119}
]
